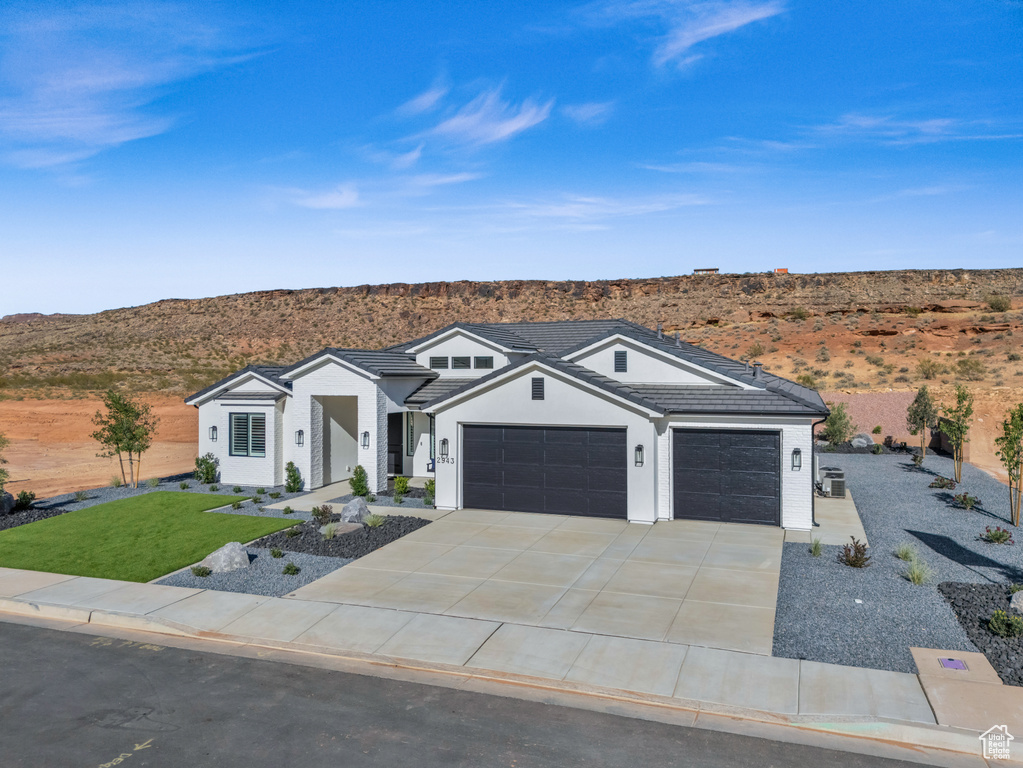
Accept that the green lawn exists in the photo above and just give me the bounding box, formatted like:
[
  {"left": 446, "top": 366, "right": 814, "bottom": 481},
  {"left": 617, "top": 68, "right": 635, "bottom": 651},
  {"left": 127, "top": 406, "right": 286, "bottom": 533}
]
[{"left": 0, "top": 492, "right": 296, "bottom": 582}]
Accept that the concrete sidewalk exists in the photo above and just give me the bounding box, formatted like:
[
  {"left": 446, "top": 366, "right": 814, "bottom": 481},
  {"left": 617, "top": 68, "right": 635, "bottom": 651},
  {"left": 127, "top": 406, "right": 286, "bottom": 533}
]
[{"left": 1, "top": 565, "right": 1019, "bottom": 766}]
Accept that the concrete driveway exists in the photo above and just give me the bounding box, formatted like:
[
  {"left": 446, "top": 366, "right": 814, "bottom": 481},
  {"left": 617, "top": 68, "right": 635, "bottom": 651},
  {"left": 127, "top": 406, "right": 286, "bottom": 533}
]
[{"left": 290, "top": 509, "right": 783, "bottom": 656}]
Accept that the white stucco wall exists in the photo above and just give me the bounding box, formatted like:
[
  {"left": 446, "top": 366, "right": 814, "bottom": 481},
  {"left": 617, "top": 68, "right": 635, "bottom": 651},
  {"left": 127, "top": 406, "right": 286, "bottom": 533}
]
[
  {"left": 287, "top": 359, "right": 388, "bottom": 492},
  {"left": 429, "top": 364, "right": 658, "bottom": 523},
  {"left": 655, "top": 415, "right": 814, "bottom": 530},
  {"left": 409, "top": 411, "right": 435, "bottom": 477},
  {"left": 196, "top": 400, "right": 281, "bottom": 487},
  {"left": 412, "top": 332, "right": 511, "bottom": 377},
  {"left": 570, "top": 338, "right": 751, "bottom": 387}
]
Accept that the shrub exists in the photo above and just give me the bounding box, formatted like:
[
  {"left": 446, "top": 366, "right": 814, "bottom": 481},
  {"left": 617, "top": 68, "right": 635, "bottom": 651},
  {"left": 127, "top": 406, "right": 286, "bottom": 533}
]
[
  {"left": 955, "top": 358, "right": 986, "bottom": 381},
  {"left": 110, "top": 475, "right": 123, "bottom": 488},
  {"left": 322, "top": 523, "right": 336, "bottom": 540},
  {"left": 194, "top": 452, "right": 219, "bottom": 484},
  {"left": 989, "top": 609, "right": 1023, "bottom": 638},
  {"left": 1011, "top": 583, "right": 1023, "bottom": 594},
  {"left": 269, "top": 492, "right": 281, "bottom": 499},
  {"left": 393, "top": 491, "right": 404, "bottom": 504},
  {"left": 190, "top": 565, "right": 212, "bottom": 578},
  {"left": 838, "top": 537, "right": 871, "bottom": 568},
  {"left": 284, "top": 461, "right": 303, "bottom": 493},
  {"left": 953, "top": 492, "right": 981, "bottom": 511},
  {"left": 980, "top": 526, "right": 1014, "bottom": 545},
  {"left": 1009, "top": 353, "right": 1022, "bottom": 362},
  {"left": 209, "top": 484, "right": 218, "bottom": 492},
  {"left": 179, "top": 481, "right": 189, "bottom": 489},
  {"left": 312, "top": 504, "right": 333, "bottom": 527},
  {"left": 367, "top": 494, "right": 376, "bottom": 502},
  {"left": 796, "top": 373, "right": 817, "bottom": 388},
  {"left": 905, "top": 558, "right": 932, "bottom": 585},
  {"left": 270, "top": 548, "right": 283, "bottom": 558},
  {"left": 917, "top": 358, "right": 945, "bottom": 380},
  {"left": 14, "top": 491, "right": 35, "bottom": 510},
  {"left": 232, "top": 486, "right": 242, "bottom": 493},
  {"left": 929, "top": 476, "right": 957, "bottom": 490},
  {"left": 745, "top": 342, "right": 765, "bottom": 359},
  {"left": 822, "top": 403, "right": 856, "bottom": 445},
  {"left": 145, "top": 477, "right": 160, "bottom": 488},
  {"left": 423, "top": 494, "right": 434, "bottom": 507},
  {"left": 364, "top": 513, "right": 386, "bottom": 528},
  {"left": 285, "top": 527, "right": 301, "bottom": 538},
  {"left": 393, "top": 476, "right": 410, "bottom": 495},
  {"left": 283, "top": 506, "right": 294, "bottom": 515},
  {"left": 73, "top": 491, "right": 88, "bottom": 502},
  {"left": 424, "top": 478, "right": 435, "bottom": 496},
  {"left": 350, "top": 465, "right": 369, "bottom": 497},
  {"left": 912, "top": 453, "right": 924, "bottom": 467},
  {"left": 282, "top": 562, "right": 301, "bottom": 575},
  {"left": 256, "top": 488, "right": 266, "bottom": 494},
  {"left": 987, "top": 294, "right": 1012, "bottom": 312},
  {"left": 865, "top": 355, "right": 885, "bottom": 367},
  {"left": 815, "top": 347, "right": 830, "bottom": 363},
  {"left": 810, "top": 538, "right": 823, "bottom": 557},
  {"left": 252, "top": 496, "right": 263, "bottom": 504},
  {"left": 871, "top": 444, "right": 883, "bottom": 454},
  {"left": 231, "top": 501, "right": 242, "bottom": 510},
  {"left": 872, "top": 425, "right": 882, "bottom": 434},
  {"left": 895, "top": 543, "right": 916, "bottom": 561},
  {"left": 790, "top": 307, "right": 810, "bottom": 321}
]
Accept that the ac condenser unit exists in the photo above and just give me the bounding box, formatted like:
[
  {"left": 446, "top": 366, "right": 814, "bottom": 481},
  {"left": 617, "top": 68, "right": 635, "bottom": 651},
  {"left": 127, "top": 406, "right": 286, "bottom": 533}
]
[{"left": 821, "top": 471, "right": 846, "bottom": 498}]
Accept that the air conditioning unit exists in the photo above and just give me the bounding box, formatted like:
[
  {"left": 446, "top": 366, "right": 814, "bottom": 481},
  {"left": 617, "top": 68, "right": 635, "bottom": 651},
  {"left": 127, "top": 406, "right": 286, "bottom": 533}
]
[
  {"left": 821, "top": 471, "right": 846, "bottom": 498},
  {"left": 817, "top": 465, "right": 841, "bottom": 484}
]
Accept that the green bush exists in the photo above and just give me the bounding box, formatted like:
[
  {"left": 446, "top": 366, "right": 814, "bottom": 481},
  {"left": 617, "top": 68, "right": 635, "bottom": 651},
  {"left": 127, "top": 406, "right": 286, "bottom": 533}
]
[
  {"left": 809, "top": 538, "right": 822, "bottom": 557},
  {"left": 980, "top": 526, "right": 1013, "bottom": 544},
  {"left": 953, "top": 493, "right": 981, "bottom": 510},
  {"left": 191, "top": 565, "right": 212, "bottom": 578},
  {"left": 987, "top": 294, "right": 1012, "bottom": 312},
  {"left": 269, "top": 492, "right": 281, "bottom": 499},
  {"left": 871, "top": 444, "right": 883, "bottom": 454},
  {"left": 145, "top": 477, "right": 160, "bottom": 488},
  {"left": 285, "top": 527, "right": 301, "bottom": 538},
  {"left": 312, "top": 504, "right": 332, "bottom": 527},
  {"left": 872, "top": 425, "right": 882, "bottom": 434},
  {"left": 270, "top": 548, "right": 283, "bottom": 558},
  {"left": 179, "top": 481, "right": 189, "bottom": 490},
  {"left": 393, "top": 476, "right": 410, "bottom": 495},
  {"left": 789, "top": 307, "right": 810, "bottom": 321},
  {"left": 822, "top": 403, "right": 856, "bottom": 445},
  {"left": 838, "top": 537, "right": 871, "bottom": 568},
  {"left": 14, "top": 491, "right": 35, "bottom": 511},
  {"left": 989, "top": 609, "right": 1023, "bottom": 637},
  {"left": 350, "top": 465, "right": 369, "bottom": 497},
  {"left": 110, "top": 475, "right": 123, "bottom": 488},
  {"left": 256, "top": 488, "right": 266, "bottom": 495},
  {"left": 895, "top": 543, "right": 917, "bottom": 561},
  {"left": 231, "top": 501, "right": 242, "bottom": 510},
  {"left": 74, "top": 491, "right": 88, "bottom": 502},
  {"left": 209, "top": 484, "right": 218, "bottom": 492},
  {"left": 282, "top": 562, "right": 301, "bottom": 576},
  {"left": 252, "top": 496, "right": 263, "bottom": 504},
  {"left": 364, "top": 513, "right": 386, "bottom": 528},
  {"left": 232, "top": 486, "right": 242, "bottom": 493},
  {"left": 905, "top": 559, "right": 932, "bottom": 586},
  {"left": 745, "top": 342, "right": 765, "bottom": 359},
  {"left": 954, "top": 357, "right": 986, "bottom": 381},
  {"left": 194, "top": 452, "right": 219, "bottom": 484},
  {"left": 285, "top": 461, "right": 303, "bottom": 493},
  {"left": 283, "top": 506, "right": 294, "bottom": 515},
  {"left": 929, "top": 476, "right": 957, "bottom": 490},
  {"left": 424, "top": 478, "right": 435, "bottom": 496},
  {"left": 917, "top": 357, "right": 945, "bottom": 380},
  {"left": 423, "top": 494, "right": 434, "bottom": 507}
]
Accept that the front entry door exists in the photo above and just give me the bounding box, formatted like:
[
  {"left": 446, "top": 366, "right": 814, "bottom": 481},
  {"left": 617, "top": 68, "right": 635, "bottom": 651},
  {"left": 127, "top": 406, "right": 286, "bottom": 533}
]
[{"left": 387, "top": 413, "right": 403, "bottom": 475}]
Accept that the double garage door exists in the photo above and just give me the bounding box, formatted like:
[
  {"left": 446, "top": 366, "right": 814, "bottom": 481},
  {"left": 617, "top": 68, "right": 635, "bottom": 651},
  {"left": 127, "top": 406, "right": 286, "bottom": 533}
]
[
  {"left": 672, "top": 429, "right": 781, "bottom": 526},
  {"left": 462, "top": 425, "right": 627, "bottom": 519}
]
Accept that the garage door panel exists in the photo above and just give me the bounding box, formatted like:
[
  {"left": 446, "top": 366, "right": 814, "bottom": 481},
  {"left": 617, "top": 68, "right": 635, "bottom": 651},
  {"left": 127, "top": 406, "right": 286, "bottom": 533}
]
[
  {"left": 462, "top": 425, "right": 626, "bottom": 519},
  {"left": 673, "top": 429, "right": 779, "bottom": 526}
]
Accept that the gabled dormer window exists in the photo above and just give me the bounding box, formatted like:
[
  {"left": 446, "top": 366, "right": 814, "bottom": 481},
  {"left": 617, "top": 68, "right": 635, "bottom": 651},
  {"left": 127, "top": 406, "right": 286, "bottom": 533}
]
[
  {"left": 474, "top": 356, "right": 494, "bottom": 369},
  {"left": 452, "top": 356, "right": 471, "bottom": 370},
  {"left": 532, "top": 377, "right": 544, "bottom": 400},
  {"left": 614, "top": 350, "right": 627, "bottom": 373},
  {"left": 430, "top": 356, "right": 448, "bottom": 369}
]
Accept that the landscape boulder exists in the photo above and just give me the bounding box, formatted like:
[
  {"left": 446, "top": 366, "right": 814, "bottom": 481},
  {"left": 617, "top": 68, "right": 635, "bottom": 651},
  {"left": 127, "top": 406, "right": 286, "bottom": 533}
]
[
  {"left": 850, "top": 433, "right": 875, "bottom": 449},
  {"left": 199, "top": 542, "right": 251, "bottom": 573},
  {"left": 1011, "top": 591, "right": 1023, "bottom": 616},
  {"left": 340, "top": 497, "right": 370, "bottom": 524},
  {"left": 318, "top": 522, "right": 363, "bottom": 537},
  {"left": 0, "top": 492, "right": 13, "bottom": 515}
]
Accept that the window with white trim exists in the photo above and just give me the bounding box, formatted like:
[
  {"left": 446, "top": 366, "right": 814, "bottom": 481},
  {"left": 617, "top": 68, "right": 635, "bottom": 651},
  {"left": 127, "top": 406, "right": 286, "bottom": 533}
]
[
  {"left": 229, "top": 413, "right": 266, "bottom": 457},
  {"left": 452, "top": 356, "right": 471, "bottom": 369},
  {"left": 474, "top": 356, "right": 494, "bottom": 369}
]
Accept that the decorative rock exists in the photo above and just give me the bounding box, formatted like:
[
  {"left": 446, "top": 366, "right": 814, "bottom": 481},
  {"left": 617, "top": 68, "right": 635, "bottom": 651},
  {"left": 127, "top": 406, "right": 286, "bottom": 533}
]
[
  {"left": 318, "top": 522, "right": 363, "bottom": 537},
  {"left": 850, "top": 433, "right": 875, "bottom": 449},
  {"left": 199, "top": 542, "right": 251, "bottom": 573},
  {"left": 0, "top": 492, "right": 13, "bottom": 515},
  {"left": 1010, "top": 591, "right": 1023, "bottom": 616},
  {"left": 340, "top": 497, "right": 370, "bottom": 523}
]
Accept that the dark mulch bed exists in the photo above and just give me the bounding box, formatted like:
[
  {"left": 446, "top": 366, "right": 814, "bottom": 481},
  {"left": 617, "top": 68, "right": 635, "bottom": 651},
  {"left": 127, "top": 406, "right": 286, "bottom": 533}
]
[
  {"left": 939, "top": 582, "right": 1023, "bottom": 686},
  {"left": 250, "top": 515, "right": 431, "bottom": 559},
  {"left": 0, "top": 507, "right": 69, "bottom": 532}
]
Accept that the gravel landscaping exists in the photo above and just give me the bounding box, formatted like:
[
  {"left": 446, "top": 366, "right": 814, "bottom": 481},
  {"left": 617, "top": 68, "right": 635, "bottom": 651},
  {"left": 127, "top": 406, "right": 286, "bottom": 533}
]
[
  {"left": 774, "top": 451, "right": 1019, "bottom": 675},
  {"left": 327, "top": 493, "right": 431, "bottom": 510},
  {"left": 251, "top": 515, "right": 431, "bottom": 558},
  {"left": 157, "top": 546, "right": 349, "bottom": 597},
  {"left": 939, "top": 582, "right": 1023, "bottom": 686}
]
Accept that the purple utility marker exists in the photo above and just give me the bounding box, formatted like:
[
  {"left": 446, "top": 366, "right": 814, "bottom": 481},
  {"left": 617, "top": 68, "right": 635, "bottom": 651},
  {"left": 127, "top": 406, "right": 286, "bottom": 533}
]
[{"left": 938, "top": 657, "right": 968, "bottom": 670}]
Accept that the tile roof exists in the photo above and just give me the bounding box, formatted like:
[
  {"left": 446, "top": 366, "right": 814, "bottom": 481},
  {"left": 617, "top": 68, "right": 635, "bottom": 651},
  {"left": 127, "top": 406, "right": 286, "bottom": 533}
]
[
  {"left": 185, "top": 365, "right": 291, "bottom": 404},
  {"left": 627, "top": 385, "right": 824, "bottom": 415},
  {"left": 404, "top": 378, "right": 476, "bottom": 408},
  {"left": 282, "top": 348, "right": 436, "bottom": 379}
]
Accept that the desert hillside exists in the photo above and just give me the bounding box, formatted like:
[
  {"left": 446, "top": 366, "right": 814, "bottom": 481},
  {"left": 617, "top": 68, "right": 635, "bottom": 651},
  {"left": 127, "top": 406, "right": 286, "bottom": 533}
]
[{"left": 1, "top": 268, "right": 1022, "bottom": 494}]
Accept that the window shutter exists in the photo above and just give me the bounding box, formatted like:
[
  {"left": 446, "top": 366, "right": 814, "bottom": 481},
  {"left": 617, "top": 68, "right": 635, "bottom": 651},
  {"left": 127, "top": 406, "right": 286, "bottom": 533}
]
[
  {"left": 230, "top": 413, "right": 249, "bottom": 456},
  {"left": 614, "top": 350, "right": 627, "bottom": 373},
  {"left": 430, "top": 356, "right": 448, "bottom": 369},
  {"left": 531, "top": 377, "right": 544, "bottom": 400},
  {"left": 249, "top": 414, "right": 266, "bottom": 457}
]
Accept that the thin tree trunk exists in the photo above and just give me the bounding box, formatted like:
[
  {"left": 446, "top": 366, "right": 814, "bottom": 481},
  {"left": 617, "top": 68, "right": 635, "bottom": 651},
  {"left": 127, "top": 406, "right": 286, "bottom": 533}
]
[
  {"left": 136, "top": 453, "right": 142, "bottom": 489},
  {"left": 116, "top": 449, "right": 127, "bottom": 485},
  {"left": 921, "top": 428, "right": 928, "bottom": 459},
  {"left": 127, "top": 452, "right": 135, "bottom": 489}
]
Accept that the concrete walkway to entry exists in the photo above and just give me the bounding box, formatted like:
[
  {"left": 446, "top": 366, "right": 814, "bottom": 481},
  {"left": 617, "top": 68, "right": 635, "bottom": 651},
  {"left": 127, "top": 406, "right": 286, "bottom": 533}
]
[{"left": 264, "top": 480, "right": 351, "bottom": 513}]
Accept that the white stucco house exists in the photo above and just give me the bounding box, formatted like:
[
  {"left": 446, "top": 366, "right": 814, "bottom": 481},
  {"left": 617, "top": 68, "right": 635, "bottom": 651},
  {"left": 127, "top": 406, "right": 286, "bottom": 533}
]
[{"left": 186, "top": 319, "right": 829, "bottom": 529}]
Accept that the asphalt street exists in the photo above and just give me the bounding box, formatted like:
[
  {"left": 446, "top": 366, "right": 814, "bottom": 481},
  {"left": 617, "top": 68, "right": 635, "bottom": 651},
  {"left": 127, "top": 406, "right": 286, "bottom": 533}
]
[{"left": 0, "top": 620, "right": 929, "bottom": 768}]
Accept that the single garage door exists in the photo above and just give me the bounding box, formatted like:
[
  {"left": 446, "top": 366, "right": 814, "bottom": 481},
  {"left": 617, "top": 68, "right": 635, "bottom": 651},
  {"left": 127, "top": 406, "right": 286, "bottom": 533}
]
[
  {"left": 672, "top": 428, "right": 780, "bottom": 526},
  {"left": 462, "top": 425, "right": 627, "bottom": 518}
]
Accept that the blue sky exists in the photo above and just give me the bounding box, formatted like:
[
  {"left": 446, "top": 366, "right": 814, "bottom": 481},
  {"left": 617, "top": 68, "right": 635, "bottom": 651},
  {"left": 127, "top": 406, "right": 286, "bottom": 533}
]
[{"left": 1, "top": 1, "right": 1021, "bottom": 314}]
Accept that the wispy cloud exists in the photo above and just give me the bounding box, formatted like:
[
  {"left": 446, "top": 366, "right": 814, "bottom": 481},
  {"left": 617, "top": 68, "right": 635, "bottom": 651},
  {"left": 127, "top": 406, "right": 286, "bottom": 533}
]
[
  {"left": 290, "top": 183, "right": 360, "bottom": 210},
  {"left": 430, "top": 87, "right": 553, "bottom": 146},
  {"left": 507, "top": 192, "right": 706, "bottom": 222},
  {"left": 0, "top": 3, "right": 259, "bottom": 169},
  {"left": 640, "top": 160, "right": 748, "bottom": 173},
  {"left": 397, "top": 83, "right": 448, "bottom": 116},
  {"left": 406, "top": 172, "right": 482, "bottom": 187},
  {"left": 563, "top": 101, "right": 615, "bottom": 126},
  {"left": 812, "top": 113, "right": 1023, "bottom": 145},
  {"left": 591, "top": 1, "right": 785, "bottom": 69}
]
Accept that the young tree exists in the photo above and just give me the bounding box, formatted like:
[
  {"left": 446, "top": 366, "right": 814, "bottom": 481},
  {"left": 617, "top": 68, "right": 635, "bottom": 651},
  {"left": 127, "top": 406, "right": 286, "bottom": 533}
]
[
  {"left": 822, "top": 402, "right": 856, "bottom": 445},
  {"left": 0, "top": 431, "right": 9, "bottom": 494},
  {"left": 906, "top": 385, "right": 939, "bottom": 460},
  {"left": 995, "top": 404, "right": 1023, "bottom": 527},
  {"left": 91, "top": 391, "right": 160, "bottom": 488},
  {"left": 940, "top": 384, "right": 974, "bottom": 483}
]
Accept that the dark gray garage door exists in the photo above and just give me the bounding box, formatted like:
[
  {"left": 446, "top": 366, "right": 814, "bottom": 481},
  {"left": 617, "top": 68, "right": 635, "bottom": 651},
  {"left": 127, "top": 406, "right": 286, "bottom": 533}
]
[
  {"left": 462, "top": 425, "right": 627, "bottom": 518},
  {"left": 672, "top": 429, "right": 780, "bottom": 526}
]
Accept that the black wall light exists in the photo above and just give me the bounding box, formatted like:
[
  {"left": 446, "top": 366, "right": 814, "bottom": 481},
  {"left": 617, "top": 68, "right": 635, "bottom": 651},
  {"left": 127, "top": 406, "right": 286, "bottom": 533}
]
[
  {"left": 792, "top": 447, "right": 802, "bottom": 471},
  {"left": 295, "top": 429, "right": 304, "bottom": 447},
  {"left": 440, "top": 438, "right": 449, "bottom": 458},
  {"left": 361, "top": 431, "right": 370, "bottom": 449},
  {"left": 209, "top": 426, "right": 218, "bottom": 442},
  {"left": 634, "top": 444, "right": 644, "bottom": 467}
]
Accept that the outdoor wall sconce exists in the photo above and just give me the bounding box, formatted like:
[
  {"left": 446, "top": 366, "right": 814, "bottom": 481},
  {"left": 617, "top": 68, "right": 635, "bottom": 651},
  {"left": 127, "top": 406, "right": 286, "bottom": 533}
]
[
  {"left": 792, "top": 448, "right": 802, "bottom": 471},
  {"left": 209, "top": 426, "right": 218, "bottom": 442},
  {"left": 440, "top": 438, "right": 449, "bottom": 459},
  {"left": 634, "top": 444, "right": 644, "bottom": 467},
  {"left": 361, "top": 431, "right": 370, "bottom": 449},
  {"left": 295, "top": 429, "right": 304, "bottom": 447}
]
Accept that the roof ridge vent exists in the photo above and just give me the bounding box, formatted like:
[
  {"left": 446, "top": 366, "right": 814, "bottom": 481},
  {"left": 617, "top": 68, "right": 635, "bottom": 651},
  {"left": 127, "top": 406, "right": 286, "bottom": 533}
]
[
  {"left": 657, "top": 323, "right": 663, "bottom": 339},
  {"left": 674, "top": 331, "right": 681, "bottom": 348}
]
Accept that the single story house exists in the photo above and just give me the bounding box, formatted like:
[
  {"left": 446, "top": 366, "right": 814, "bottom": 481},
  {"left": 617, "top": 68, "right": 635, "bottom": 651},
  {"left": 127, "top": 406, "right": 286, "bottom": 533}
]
[{"left": 186, "top": 319, "right": 829, "bottom": 529}]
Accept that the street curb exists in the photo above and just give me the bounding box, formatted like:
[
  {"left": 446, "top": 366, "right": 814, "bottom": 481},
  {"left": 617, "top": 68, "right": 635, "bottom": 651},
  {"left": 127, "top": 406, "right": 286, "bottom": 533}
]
[{"left": 0, "top": 598, "right": 998, "bottom": 766}]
